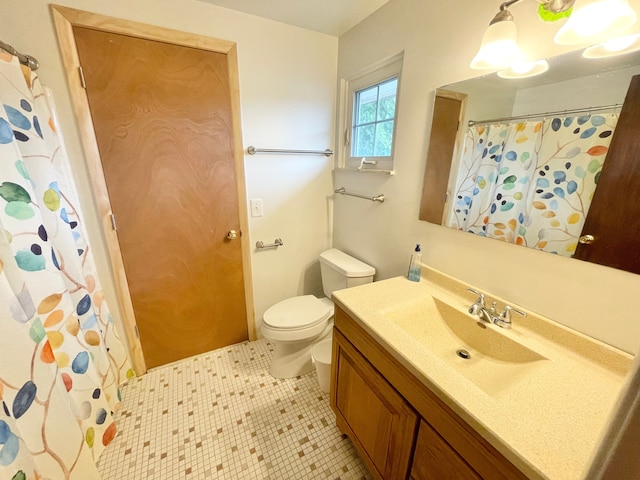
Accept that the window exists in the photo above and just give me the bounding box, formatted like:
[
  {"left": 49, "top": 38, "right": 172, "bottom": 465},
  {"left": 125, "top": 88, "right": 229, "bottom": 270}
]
[
  {"left": 352, "top": 77, "right": 398, "bottom": 157},
  {"left": 339, "top": 53, "right": 403, "bottom": 172}
]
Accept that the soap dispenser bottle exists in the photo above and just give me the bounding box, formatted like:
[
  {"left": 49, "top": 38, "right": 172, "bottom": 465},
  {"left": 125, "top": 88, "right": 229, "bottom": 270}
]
[{"left": 407, "top": 244, "right": 421, "bottom": 282}]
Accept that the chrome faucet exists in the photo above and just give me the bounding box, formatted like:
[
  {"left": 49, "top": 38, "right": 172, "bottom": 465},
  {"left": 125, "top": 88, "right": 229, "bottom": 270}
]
[
  {"left": 466, "top": 288, "right": 526, "bottom": 329},
  {"left": 494, "top": 305, "right": 526, "bottom": 329},
  {"left": 467, "top": 289, "right": 491, "bottom": 323}
]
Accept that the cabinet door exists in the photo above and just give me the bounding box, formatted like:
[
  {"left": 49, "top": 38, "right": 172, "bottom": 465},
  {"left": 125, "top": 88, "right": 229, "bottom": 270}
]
[
  {"left": 411, "top": 420, "right": 481, "bottom": 480},
  {"left": 331, "top": 330, "right": 418, "bottom": 480}
]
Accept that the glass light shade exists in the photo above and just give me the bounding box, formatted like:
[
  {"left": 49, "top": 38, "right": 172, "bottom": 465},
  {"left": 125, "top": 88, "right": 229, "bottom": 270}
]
[
  {"left": 582, "top": 33, "right": 640, "bottom": 57},
  {"left": 497, "top": 60, "right": 550, "bottom": 79},
  {"left": 470, "top": 20, "right": 525, "bottom": 69},
  {"left": 554, "top": 0, "right": 638, "bottom": 45}
]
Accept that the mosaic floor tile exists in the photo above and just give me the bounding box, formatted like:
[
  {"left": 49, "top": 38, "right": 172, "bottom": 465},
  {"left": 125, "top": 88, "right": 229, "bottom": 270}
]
[{"left": 98, "top": 339, "right": 371, "bottom": 479}]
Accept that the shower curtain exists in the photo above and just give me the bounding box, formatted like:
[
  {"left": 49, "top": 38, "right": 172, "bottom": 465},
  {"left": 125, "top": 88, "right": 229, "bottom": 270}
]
[
  {"left": 0, "top": 54, "right": 132, "bottom": 479},
  {"left": 447, "top": 112, "right": 618, "bottom": 256}
]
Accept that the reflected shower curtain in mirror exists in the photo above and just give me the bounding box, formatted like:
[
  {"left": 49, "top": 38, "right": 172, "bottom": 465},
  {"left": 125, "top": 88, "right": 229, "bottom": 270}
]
[
  {"left": 0, "top": 55, "right": 132, "bottom": 479},
  {"left": 447, "top": 113, "right": 618, "bottom": 256}
]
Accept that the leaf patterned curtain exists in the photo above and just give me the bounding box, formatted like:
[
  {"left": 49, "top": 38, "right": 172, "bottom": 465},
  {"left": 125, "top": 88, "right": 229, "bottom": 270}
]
[
  {"left": 0, "top": 54, "right": 132, "bottom": 479},
  {"left": 447, "top": 113, "right": 617, "bottom": 257}
]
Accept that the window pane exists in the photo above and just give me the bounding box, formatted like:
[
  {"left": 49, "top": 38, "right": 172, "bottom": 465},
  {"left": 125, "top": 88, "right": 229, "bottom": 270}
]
[
  {"left": 356, "top": 85, "right": 378, "bottom": 125},
  {"left": 377, "top": 78, "right": 397, "bottom": 121},
  {"left": 353, "top": 124, "right": 375, "bottom": 157},
  {"left": 352, "top": 77, "right": 398, "bottom": 157},
  {"left": 344, "top": 54, "right": 402, "bottom": 167},
  {"left": 373, "top": 120, "right": 394, "bottom": 156}
]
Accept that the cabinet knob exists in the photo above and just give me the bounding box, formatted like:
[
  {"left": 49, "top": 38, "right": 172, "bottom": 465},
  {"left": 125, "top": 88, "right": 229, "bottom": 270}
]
[{"left": 579, "top": 234, "right": 595, "bottom": 245}]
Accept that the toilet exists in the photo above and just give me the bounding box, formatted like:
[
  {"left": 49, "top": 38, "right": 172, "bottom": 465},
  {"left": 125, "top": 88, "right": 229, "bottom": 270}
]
[{"left": 262, "top": 249, "right": 375, "bottom": 379}]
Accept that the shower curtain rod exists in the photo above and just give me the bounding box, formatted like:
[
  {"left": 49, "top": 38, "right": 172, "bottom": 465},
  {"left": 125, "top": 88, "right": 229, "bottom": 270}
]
[
  {"left": 0, "top": 40, "right": 39, "bottom": 70},
  {"left": 468, "top": 102, "right": 621, "bottom": 127}
]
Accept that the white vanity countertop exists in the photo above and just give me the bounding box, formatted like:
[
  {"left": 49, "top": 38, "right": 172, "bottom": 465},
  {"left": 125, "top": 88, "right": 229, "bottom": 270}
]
[{"left": 332, "top": 267, "right": 633, "bottom": 480}]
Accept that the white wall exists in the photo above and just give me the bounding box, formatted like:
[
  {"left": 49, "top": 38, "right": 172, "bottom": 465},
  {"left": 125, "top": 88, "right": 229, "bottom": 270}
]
[
  {"left": 334, "top": 0, "right": 640, "bottom": 354},
  {"left": 513, "top": 64, "right": 640, "bottom": 115},
  {"left": 0, "top": 0, "right": 338, "bottom": 347}
]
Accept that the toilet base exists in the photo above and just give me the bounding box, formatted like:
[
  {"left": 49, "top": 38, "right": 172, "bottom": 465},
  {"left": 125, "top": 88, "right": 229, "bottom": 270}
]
[
  {"left": 269, "top": 340, "right": 315, "bottom": 378},
  {"left": 266, "top": 321, "right": 333, "bottom": 379}
]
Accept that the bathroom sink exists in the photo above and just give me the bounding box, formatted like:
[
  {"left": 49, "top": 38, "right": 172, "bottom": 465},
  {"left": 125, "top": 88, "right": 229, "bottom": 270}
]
[{"left": 381, "top": 296, "right": 548, "bottom": 397}]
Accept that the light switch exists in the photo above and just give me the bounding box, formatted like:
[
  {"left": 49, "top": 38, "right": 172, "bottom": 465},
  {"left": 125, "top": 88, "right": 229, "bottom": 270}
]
[{"left": 251, "top": 199, "right": 263, "bottom": 217}]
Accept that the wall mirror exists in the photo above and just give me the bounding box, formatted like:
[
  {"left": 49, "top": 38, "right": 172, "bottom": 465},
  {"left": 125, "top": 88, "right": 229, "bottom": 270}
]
[{"left": 420, "top": 48, "right": 640, "bottom": 275}]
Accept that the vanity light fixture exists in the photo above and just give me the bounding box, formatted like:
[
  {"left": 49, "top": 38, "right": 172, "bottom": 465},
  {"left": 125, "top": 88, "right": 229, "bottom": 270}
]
[
  {"left": 554, "top": 0, "right": 637, "bottom": 45},
  {"left": 470, "top": 6, "right": 525, "bottom": 69},
  {"left": 497, "top": 59, "right": 550, "bottom": 78},
  {"left": 582, "top": 32, "right": 640, "bottom": 57},
  {"left": 471, "top": 0, "right": 639, "bottom": 69}
]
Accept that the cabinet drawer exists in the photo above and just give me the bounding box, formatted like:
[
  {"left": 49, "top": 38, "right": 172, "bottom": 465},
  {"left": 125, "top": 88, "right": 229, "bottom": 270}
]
[{"left": 411, "top": 420, "right": 481, "bottom": 480}]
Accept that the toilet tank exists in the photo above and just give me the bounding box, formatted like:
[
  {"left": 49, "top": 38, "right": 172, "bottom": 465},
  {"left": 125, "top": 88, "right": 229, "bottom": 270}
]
[{"left": 319, "top": 249, "right": 375, "bottom": 298}]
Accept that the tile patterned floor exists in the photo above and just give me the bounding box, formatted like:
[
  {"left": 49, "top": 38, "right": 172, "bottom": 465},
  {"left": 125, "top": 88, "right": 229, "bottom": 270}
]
[{"left": 98, "top": 339, "right": 371, "bottom": 479}]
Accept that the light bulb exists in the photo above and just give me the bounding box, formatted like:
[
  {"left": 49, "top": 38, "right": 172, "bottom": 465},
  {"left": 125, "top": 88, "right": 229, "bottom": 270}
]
[
  {"left": 498, "top": 60, "right": 549, "bottom": 79},
  {"left": 555, "top": 0, "right": 638, "bottom": 45},
  {"left": 603, "top": 34, "right": 638, "bottom": 51},
  {"left": 471, "top": 20, "right": 525, "bottom": 69},
  {"left": 583, "top": 32, "right": 640, "bottom": 57}
]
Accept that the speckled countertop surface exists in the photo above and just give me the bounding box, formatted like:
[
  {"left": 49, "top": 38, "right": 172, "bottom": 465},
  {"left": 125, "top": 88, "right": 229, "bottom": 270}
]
[{"left": 332, "top": 266, "right": 634, "bottom": 480}]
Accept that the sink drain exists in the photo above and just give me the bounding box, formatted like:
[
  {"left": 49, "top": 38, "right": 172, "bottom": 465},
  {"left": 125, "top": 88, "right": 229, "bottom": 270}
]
[{"left": 456, "top": 349, "right": 471, "bottom": 359}]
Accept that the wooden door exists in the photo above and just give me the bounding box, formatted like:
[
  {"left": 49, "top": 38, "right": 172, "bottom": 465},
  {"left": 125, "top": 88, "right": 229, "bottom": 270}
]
[
  {"left": 574, "top": 75, "right": 640, "bottom": 274},
  {"left": 420, "top": 90, "right": 467, "bottom": 224},
  {"left": 73, "top": 27, "right": 248, "bottom": 368}
]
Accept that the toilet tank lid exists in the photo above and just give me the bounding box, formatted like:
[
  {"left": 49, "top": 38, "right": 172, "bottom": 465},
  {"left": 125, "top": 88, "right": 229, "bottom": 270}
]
[{"left": 319, "top": 249, "right": 375, "bottom": 277}]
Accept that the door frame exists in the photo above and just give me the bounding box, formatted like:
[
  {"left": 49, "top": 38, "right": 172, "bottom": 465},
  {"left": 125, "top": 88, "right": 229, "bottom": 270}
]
[
  {"left": 419, "top": 89, "right": 467, "bottom": 225},
  {"left": 51, "top": 5, "right": 256, "bottom": 375}
]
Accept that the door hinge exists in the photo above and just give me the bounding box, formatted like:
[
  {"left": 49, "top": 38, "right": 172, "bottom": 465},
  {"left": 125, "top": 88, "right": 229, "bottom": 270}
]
[
  {"left": 134, "top": 325, "right": 140, "bottom": 338},
  {"left": 78, "top": 65, "right": 86, "bottom": 89},
  {"left": 110, "top": 213, "right": 117, "bottom": 231},
  {"left": 344, "top": 129, "right": 350, "bottom": 147},
  {"left": 457, "top": 120, "right": 460, "bottom": 131}
]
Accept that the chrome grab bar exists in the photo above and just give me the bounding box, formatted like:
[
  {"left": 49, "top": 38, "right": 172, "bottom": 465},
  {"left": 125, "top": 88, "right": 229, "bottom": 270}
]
[
  {"left": 247, "top": 146, "right": 333, "bottom": 157},
  {"left": 256, "top": 238, "right": 284, "bottom": 249},
  {"left": 334, "top": 187, "right": 385, "bottom": 203}
]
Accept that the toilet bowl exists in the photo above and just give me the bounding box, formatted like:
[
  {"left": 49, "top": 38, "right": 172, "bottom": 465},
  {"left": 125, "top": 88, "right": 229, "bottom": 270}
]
[
  {"left": 262, "top": 249, "right": 375, "bottom": 379},
  {"left": 262, "top": 296, "right": 334, "bottom": 378}
]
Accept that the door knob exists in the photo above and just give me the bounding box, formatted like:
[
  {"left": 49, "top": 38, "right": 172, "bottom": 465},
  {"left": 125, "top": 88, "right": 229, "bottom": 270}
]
[
  {"left": 579, "top": 234, "right": 595, "bottom": 245},
  {"left": 227, "top": 230, "right": 238, "bottom": 240}
]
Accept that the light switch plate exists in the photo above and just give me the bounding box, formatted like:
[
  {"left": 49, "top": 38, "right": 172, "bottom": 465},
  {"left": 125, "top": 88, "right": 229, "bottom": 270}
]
[{"left": 250, "top": 199, "right": 263, "bottom": 217}]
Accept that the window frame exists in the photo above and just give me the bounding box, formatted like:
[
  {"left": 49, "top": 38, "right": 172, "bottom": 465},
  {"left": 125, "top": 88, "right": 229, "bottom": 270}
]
[{"left": 338, "top": 53, "right": 404, "bottom": 172}]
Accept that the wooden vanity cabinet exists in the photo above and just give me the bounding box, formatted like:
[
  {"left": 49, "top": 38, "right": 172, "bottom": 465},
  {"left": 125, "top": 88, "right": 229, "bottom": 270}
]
[
  {"left": 331, "top": 306, "right": 530, "bottom": 480},
  {"left": 410, "top": 419, "right": 481, "bottom": 480},
  {"left": 332, "top": 328, "right": 418, "bottom": 479}
]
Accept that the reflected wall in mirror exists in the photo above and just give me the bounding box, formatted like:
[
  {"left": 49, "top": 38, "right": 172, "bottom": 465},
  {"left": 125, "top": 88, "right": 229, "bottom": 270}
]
[{"left": 420, "top": 49, "right": 640, "bottom": 275}]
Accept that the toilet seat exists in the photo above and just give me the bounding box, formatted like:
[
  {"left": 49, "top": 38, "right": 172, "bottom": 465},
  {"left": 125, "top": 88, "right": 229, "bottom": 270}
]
[{"left": 263, "top": 295, "right": 332, "bottom": 331}]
